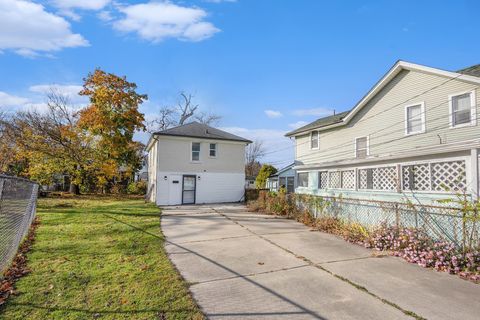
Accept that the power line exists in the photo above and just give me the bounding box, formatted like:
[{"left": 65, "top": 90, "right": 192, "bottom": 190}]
[{"left": 263, "top": 74, "right": 471, "bottom": 157}]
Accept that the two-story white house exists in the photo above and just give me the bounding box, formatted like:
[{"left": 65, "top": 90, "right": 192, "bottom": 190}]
[
  {"left": 146, "top": 122, "right": 251, "bottom": 206},
  {"left": 286, "top": 61, "right": 480, "bottom": 204}
]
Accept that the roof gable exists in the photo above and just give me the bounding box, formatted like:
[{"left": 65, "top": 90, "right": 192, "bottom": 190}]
[{"left": 286, "top": 60, "right": 480, "bottom": 137}]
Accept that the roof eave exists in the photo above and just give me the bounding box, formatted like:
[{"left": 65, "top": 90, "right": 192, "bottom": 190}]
[{"left": 154, "top": 132, "right": 252, "bottom": 144}]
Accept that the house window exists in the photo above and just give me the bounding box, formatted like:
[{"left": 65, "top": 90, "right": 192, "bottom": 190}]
[
  {"left": 318, "top": 171, "right": 328, "bottom": 189},
  {"left": 209, "top": 143, "right": 217, "bottom": 157},
  {"left": 191, "top": 142, "right": 201, "bottom": 161},
  {"left": 450, "top": 91, "right": 476, "bottom": 127},
  {"left": 405, "top": 103, "right": 425, "bottom": 135},
  {"left": 279, "top": 177, "right": 286, "bottom": 189},
  {"left": 297, "top": 172, "right": 309, "bottom": 187},
  {"left": 355, "top": 136, "right": 369, "bottom": 159},
  {"left": 310, "top": 131, "right": 319, "bottom": 149},
  {"left": 286, "top": 177, "right": 295, "bottom": 193}
]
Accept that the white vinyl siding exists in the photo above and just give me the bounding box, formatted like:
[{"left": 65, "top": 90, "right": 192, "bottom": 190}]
[
  {"left": 310, "top": 131, "right": 319, "bottom": 149},
  {"left": 405, "top": 102, "right": 425, "bottom": 135},
  {"left": 297, "top": 172, "right": 309, "bottom": 187},
  {"left": 191, "top": 142, "right": 201, "bottom": 161},
  {"left": 355, "top": 136, "right": 369, "bottom": 159},
  {"left": 450, "top": 91, "right": 476, "bottom": 128},
  {"left": 295, "top": 70, "right": 479, "bottom": 165}
]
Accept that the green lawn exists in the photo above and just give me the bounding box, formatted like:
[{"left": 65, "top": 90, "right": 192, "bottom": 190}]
[{"left": 0, "top": 196, "right": 203, "bottom": 320}]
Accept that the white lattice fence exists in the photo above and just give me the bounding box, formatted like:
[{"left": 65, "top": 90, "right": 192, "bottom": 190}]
[
  {"left": 431, "top": 161, "right": 466, "bottom": 191},
  {"left": 402, "top": 164, "right": 430, "bottom": 191},
  {"left": 341, "top": 170, "right": 355, "bottom": 189},
  {"left": 329, "top": 171, "right": 341, "bottom": 188},
  {"left": 373, "top": 166, "right": 397, "bottom": 191}
]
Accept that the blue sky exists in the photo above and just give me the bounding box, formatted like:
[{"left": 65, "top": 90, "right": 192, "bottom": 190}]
[{"left": 1, "top": 0, "right": 479, "bottom": 168}]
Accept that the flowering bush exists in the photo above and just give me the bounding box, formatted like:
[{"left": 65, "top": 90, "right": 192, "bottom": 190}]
[
  {"left": 367, "top": 223, "right": 480, "bottom": 282},
  {"left": 247, "top": 191, "right": 480, "bottom": 284}
]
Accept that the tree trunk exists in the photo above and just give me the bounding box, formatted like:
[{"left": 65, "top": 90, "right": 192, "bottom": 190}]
[{"left": 69, "top": 183, "right": 80, "bottom": 195}]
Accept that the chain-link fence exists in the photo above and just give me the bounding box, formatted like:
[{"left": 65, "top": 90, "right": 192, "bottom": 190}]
[
  {"left": 297, "top": 195, "right": 479, "bottom": 249},
  {"left": 0, "top": 175, "right": 38, "bottom": 274}
]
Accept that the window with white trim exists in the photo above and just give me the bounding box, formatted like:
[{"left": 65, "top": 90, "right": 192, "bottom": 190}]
[
  {"left": 209, "top": 143, "right": 217, "bottom": 157},
  {"left": 450, "top": 91, "right": 476, "bottom": 127},
  {"left": 355, "top": 136, "right": 368, "bottom": 159},
  {"left": 191, "top": 142, "right": 200, "bottom": 161},
  {"left": 297, "top": 172, "right": 309, "bottom": 187},
  {"left": 310, "top": 131, "right": 319, "bottom": 149},
  {"left": 405, "top": 103, "right": 425, "bottom": 135}
]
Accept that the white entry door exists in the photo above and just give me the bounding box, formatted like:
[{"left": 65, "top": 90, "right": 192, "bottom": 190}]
[{"left": 168, "top": 175, "right": 182, "bottom": 205}]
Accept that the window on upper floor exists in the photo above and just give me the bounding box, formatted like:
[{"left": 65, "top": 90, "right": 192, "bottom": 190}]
[
  {"left": 405, "top": 103, "right": 425, "bottom": 135},
  {"left": 450, "top": 91, "right": 476, "bottom": 128},
  {"left": 209, "top": 143, "right": 217, "bottom": 157},
  {"left": 310, "top": 131, "right": 319, "bottom": 149},
  {"left": 355, "top": 136, "right": 369, "bottom": 159},
  {"left": 192, "top": 142, "right": 201, "bottom": 161},
  {"left": 297, "top": 172, "right": 309, "bottom": 187}
]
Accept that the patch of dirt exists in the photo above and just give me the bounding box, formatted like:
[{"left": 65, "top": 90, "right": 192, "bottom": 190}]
[{"left": 0, "top": 217, "right": 40, "bottom": 306}]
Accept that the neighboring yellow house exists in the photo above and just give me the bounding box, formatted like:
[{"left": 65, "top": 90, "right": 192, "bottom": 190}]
[{"left": 286, "top": 61, "right": 480, "bottom": 204}]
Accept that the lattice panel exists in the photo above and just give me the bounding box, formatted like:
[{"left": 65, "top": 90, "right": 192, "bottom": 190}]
[
  {"left": 402, "top": 164, "right": 430, "bottom": 191},
  {"left": 329, "top": 171, "right": 341, "bottom": 189},
  {"left": 373, "top": 166, "right": 397, "bottom": 191},
  {"left": 431, "top": 161, "right": 466, "bottom": 192},
  {"left": 341, "top": 170, "right": 355, "bottom": 189},
  {"left": 358, "top": 169, "right": 368, "bottom": 189},
  {"left": 319, "top": 171, "right": 328, "bottom": 189}
]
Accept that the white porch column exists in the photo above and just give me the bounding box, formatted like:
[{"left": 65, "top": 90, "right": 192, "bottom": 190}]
[{"left": 471, "top": 148, "right": 479, "bottom": 200}]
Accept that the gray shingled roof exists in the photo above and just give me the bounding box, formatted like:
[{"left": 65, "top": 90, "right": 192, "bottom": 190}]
[
  {"left": 457, "top": 64, "right": 480, "bottom": 78},
  {"left": 285, "top": 111, "right": 350, "bottom": 136},
  {"left": 154, "top": 121, "right": 252, "bottom": 143}
]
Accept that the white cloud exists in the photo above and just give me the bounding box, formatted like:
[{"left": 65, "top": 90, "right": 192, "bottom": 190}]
[
  {"left": 288, "top": 121, "right": 308, "bottom": 129},
  {"left": 51, "top": 0, "right": 111, "bottom": 21},
  {"left": 113, "top": 2, "right": 220, "bottom": 42},
  {"left": 264, "top": 109, "right": 283, "bottom": 118},
  {"left": 0, "top": 91, "right": 29, "bottom": 107},
  {"left": 0, "top": 0, "right": 88, "bottom": 56},
  {"left": 29, "top": 84, "right": 87, "bottom": 104},
  {"left": 292, "top": 107, "right": 333, "bottom": 117},
  {"left": 51, "top": 0, "right": 110, "bottom": 11},
  {"left": 204, "top": 0, "right": 237, "bottom": 2},
  {"left": 97, "top": 10, "right": 114, "bottom": 22}
]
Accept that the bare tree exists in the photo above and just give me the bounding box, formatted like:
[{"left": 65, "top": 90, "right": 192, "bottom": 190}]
[
  {"left": 177, "top": 92, "right": 198, "bottom": 125},
  {"left": 4, "top": 89, "right": 93, "bottom": 193},
  {"left": 146, "top": 106, "right": 176, "bottom": 132},
  {"left": 245, "top": 139, "right": 266, "bottom": 176},
  {"left": 147, "top": 92, "right": 222, "bottom": 133},
  {"left": 194, "top": 111, "right": 222, "bottom": 126}
]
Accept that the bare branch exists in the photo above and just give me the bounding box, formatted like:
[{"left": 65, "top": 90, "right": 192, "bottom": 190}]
[
  {"left": 245, "top": 139, "right": 266, "bottom": 176},
  {"left": 194, "top": 111, "right": 222, "bottom": 126},
  {"left": 177, "top": 92, "right": 198, "bottom": 125}
]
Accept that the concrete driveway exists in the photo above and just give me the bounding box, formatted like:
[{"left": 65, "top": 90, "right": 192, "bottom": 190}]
[{"left": 161, "top": 204, "right": 480, "bottom": 320}]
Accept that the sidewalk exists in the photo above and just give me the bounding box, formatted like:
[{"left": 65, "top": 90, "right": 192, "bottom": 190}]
[{"left": 161, "top": 204, "right": 480, "bottom": 320}]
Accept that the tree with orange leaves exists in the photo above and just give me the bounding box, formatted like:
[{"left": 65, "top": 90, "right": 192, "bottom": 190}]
[{"left": 78, "top": 69, "right": 147, "bottom": 191}]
